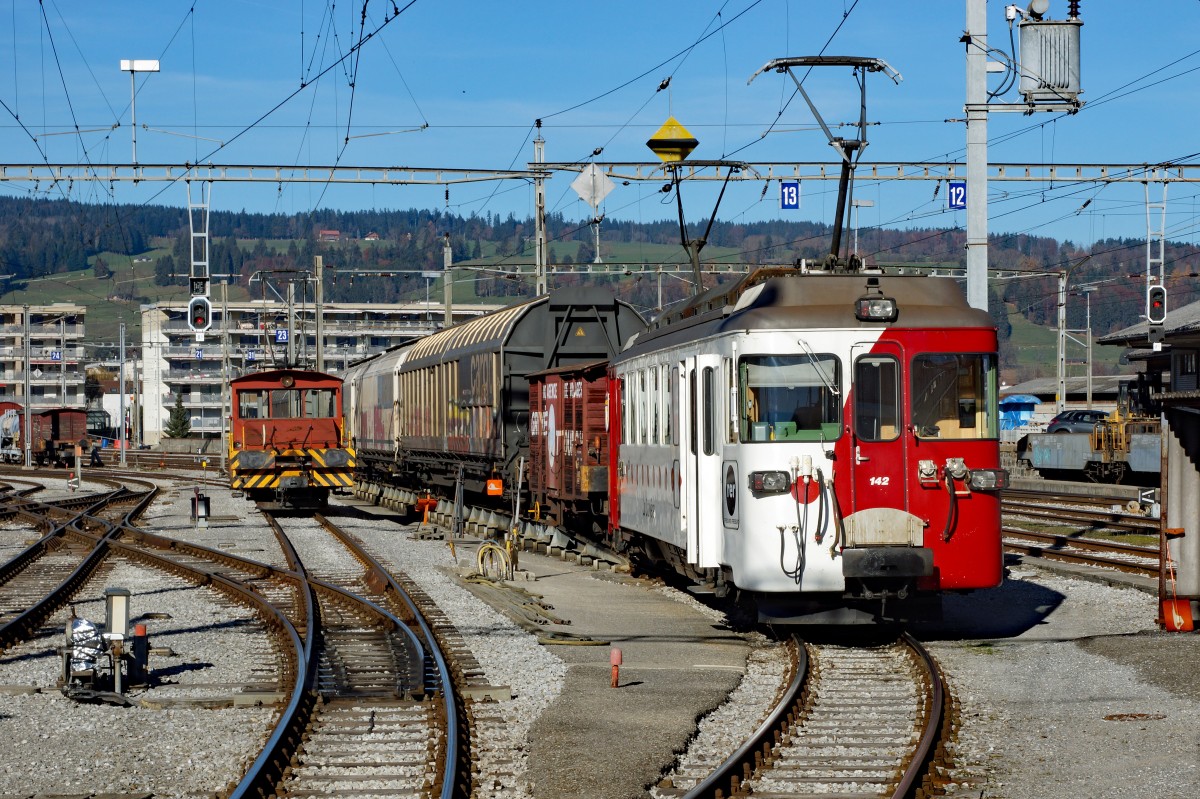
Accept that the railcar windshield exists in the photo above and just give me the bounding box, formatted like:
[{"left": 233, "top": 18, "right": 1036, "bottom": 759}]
[
  {"left": 911, "top": 354, "right": 997, "bottom": 439},
  {"left": 739, "top": 354, "right": 841, "bottom": 442},
  {"left": 237, "top": 388, "right": 337, "bottom": 419}
]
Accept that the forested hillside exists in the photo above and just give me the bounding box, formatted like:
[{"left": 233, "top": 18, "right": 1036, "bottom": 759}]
[{"left": 1, "top": 195, "right": 1193, "bottom": 379}]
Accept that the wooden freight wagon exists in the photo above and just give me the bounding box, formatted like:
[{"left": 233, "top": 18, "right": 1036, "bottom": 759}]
[
  {"left": 35, "top": 408, "right": 89, "bottom": 465},
  {"left": 527, "top": 360, "right": 611, "bottom": 530}
]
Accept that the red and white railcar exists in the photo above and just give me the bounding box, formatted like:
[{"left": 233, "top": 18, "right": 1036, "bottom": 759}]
[{"left": 607, "top": 269, "right": 1005, "bottom": 623}]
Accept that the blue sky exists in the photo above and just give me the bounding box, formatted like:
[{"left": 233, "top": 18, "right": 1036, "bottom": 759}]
[{"left": 4, "top": 0, "right": 1200, "bottom": 250}]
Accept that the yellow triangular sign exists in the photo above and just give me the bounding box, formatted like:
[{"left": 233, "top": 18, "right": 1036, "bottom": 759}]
[
  {"left": 646, "top": 116, "right": 698, "bottom": 163},
  {"left": 574, "top": 326, "right": 587, "bottom": 337}
]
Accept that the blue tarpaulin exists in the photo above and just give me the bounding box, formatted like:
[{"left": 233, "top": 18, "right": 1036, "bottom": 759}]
[{"left": 999, "top": 394, "right": 1040, "bottom": 430}]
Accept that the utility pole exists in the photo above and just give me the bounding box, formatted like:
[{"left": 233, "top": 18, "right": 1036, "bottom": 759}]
[
  {"left": 1057, "top": 270, "right": 1067, "bottom": 414},
  {"left": 314, "top": 256, "right": 325, "bottom": 372},
  {"left": 964, "top": 0, "right": 989, "bottom": 311},
  {"left": 22, "top": 305, "right": 31, "bottom": 469},
  {"left": 443, "top": 235, "right": 453, "bottom": 326},
  {"left": 286, "top": 282, "right": 296, "bottom": 368},
  {"left": 59, "top": 317, "right": 66, "bottom": 404},
  {"left": 534, "top": 121, "right": 547, "bottom": 296},
  {"left": 220, "top": 280, "right": 229, "bottom": 474},
  {"left": 119, "top": 321, "right": 127, "bottom": 468},
  {"left": 1084, "top": 287, "right": 1094, "bottom": 409}
]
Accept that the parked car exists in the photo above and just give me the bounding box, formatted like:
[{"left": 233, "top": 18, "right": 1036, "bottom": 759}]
[{"left": 1046, "top": 409, "right": 1108, "bottom": 433}]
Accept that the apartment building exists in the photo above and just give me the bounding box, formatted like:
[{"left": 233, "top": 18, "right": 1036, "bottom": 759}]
[
  {"left": 0, "top": 303, "right": 87, "bottom": 409},
  {"left": 139, "top": 300, "right": 493, "bottom": 445}
]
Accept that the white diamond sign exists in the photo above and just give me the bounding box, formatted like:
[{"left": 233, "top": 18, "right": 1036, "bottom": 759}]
[{"left": 571, "top": 164, "right": 615, "bottom": 211}]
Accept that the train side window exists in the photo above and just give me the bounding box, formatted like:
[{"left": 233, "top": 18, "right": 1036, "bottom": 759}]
[
  {"left": 639, "top": 369, "right": 648, "bottom": 445},
  {"left": 854, "top": 356, "right": 899, "bottom": 442},
  {"left": 304, "top": 389, "right": 336, "bottom": 418},
  {"left": 702, "top": 366, "right": 715, "bottom": 456},
  {"left": 620, "top": 376, "right": 628, "bottom": 444},
  {"left": 668, "top": 366, "right": 678, "bottom": 446},
  {"left": 911, "top": 354, "right": 997, "bottom": 439},
  {"left": 725, "top": 357, "right": 737, "bottom": 442},
  {"left": 651, "top": 367, "right": 660, "bottom": 445},
  {"left": 689, "top": 369, "right": 697, "bottom": 456}
]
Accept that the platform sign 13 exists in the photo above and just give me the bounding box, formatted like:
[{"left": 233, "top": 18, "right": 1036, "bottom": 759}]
[
  {"left": 948, "top": 181, "right": 967, "bottom": 210},
  {"left": 780, "top": 181, "right": 800, "bottom": 210}
]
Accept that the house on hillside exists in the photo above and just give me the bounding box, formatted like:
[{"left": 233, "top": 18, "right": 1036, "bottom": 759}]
[
  {"left": 318, "top": 229, "right": 341, "bottom": 242},
  {"left": 364, "top": 232, "right": 380, "bottom": 241}
]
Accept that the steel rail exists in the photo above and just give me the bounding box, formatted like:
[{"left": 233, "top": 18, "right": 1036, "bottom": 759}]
[
  {"left": 892, "top": 633, "right": 948, "bottom": 799},
  {"left": 227, "top": 512, "right": 317, "bottom": 799},
  {"left": 682, "top": 636, "right": 808, "bottom": 799},
  {"left": 317, "top": 512, "right": 467, "bottom": 799}
]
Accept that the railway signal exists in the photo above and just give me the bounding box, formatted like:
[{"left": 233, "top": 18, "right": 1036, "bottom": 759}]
[
  {"left": 1147, "top": 284, "right": 1166, "bottom": 344},
  {"left": 188, "top": 296, "right": 212, "bottom": 332}
]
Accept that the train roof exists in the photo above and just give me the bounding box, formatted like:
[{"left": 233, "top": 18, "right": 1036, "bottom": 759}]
[
  {"left": 229, "top": 368, "right": 343, "bottom": 388},
  {"left": 621, "top": 268, "right": 993, "bottom": 356},
  {"left": 527, "top": 358, "right": 610, "bottom": 380},
  {"left": 401, "top": 286, "right": 645, "bottom": 370}
]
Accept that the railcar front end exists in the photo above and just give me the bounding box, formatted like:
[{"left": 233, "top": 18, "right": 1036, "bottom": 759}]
[{"left": 229, "top": 370, "right": 356, "bottom": 510}]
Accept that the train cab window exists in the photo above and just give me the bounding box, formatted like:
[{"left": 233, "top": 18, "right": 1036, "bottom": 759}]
[
  {"left": 911, "top": 354, "right": 998, "bottom": 439},
  {"left": 238, "top": 390, "right": 268, "bottom": 419},
  {"left": 738, "top": 354, "right": 841, "bottom": 443},
  {"left": 270, "top": 389, "right": 302, "bottom": 418},
  {"left": 304, "top": 389, "right": 337, "bottom": 418},
  {"left": 854, "top": 356, "right": 900, "bottom": 441}
]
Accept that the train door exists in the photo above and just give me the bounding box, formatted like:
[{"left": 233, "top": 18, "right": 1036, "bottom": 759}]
[
  {"left": 848, "top": 342, "right": 908, "bottom": 515},
  {"left": 682, "top": 355, "right": 723, "bottom": 568}
]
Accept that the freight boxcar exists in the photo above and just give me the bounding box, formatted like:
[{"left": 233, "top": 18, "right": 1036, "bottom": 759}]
[
  {"left": 528, "top": 359, "right": 611, "bottom": 530},
  {"left": 0, "top": 403, "right": 88, "bottom": 466}
]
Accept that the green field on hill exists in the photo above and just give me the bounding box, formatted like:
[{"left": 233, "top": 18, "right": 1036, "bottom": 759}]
[{"left": 6, "top": 250, "right": 1126, "bottom": 380}]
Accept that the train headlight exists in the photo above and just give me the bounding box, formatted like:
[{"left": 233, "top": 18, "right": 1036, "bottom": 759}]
[
  {"left": 854, "top": 295, "right": 898, "bottom": 322},
  {"left": 967, "top": 468, "right": 1008, "bottom": 491},
  {"left": 749, "top": 470, "right": 792, "bottom": 494}
]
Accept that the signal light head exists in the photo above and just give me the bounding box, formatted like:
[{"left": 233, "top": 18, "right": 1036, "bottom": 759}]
[
  {"left": 1147, "top": 285, "right": 1167, "bottom": 325},
  {"left": 188, "top": 296, "right": 212, "bottom": 332}
]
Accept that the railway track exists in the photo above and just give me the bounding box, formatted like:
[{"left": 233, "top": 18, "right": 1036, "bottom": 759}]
[
  {"left": 0, "top": 477, "right": 473, "bottom": 797},
  {"left": 258, "top": 510, "right": 467, "bottom": 799},
  {"left": 674, "top": 633, "right": 948, "bottom": 799},
  {"left": 0, "top": 479, "right": 158, "bottom": 654},
  {"left": 1002, "top": 527, "right": 1160, "bottom": 576},
  {"left": 1002, "top": 498, "right": 1158, "bottom": 534},
  {"left": 1001, "top": 487, "right": 1161, "bottom": 577}
]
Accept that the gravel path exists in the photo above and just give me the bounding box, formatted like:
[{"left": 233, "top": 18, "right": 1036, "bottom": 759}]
[
  {"left": 920, "top": 564, "right": 1200, "bottom": 798},
  {"left": 0, "top": 556, "right": 276, "bottom": 797}
]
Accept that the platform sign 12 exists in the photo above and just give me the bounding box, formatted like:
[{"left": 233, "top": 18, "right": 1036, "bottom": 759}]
[
  {"left": 780, "top": 181, "right": 800, "bottom": 210},
  {"left": 948, "top": 181, "right": 967, "bottom": 210}
]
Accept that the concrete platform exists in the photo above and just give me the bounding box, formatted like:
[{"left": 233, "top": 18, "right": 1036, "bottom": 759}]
[{"left": 505, "top": 550, "right": 749, "bottom": 799}]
